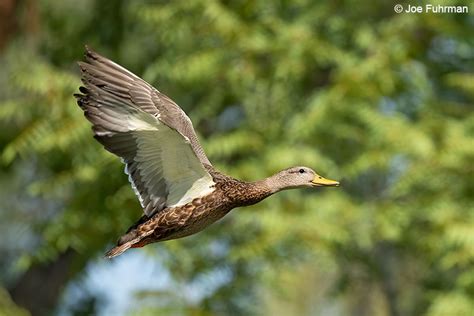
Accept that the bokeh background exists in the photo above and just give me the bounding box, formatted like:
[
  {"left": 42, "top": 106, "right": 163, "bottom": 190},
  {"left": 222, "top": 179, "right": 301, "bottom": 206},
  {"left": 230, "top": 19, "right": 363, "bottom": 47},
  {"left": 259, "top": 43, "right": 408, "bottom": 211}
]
[{"left": 1, "top": 0, "right": 473, "bottom": 315}]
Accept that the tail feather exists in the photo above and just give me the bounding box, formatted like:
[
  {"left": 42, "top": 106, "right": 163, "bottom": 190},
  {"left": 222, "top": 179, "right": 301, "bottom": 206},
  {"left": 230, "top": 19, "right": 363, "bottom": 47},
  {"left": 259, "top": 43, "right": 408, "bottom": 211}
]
[
  {"left": 104, "top": 227, "right": 154, "bottom": 259},
  {"left": 105, "top": 215, "right": 155, "bottom": 259},
  {"left": 104, "top": 238, "right": 140, "bottom": 258}
]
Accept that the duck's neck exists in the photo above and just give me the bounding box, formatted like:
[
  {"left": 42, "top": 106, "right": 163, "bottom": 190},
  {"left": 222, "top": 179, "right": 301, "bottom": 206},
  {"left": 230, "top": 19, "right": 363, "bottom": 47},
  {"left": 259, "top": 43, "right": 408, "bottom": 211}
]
[
  {"left": 236, "top": 174, "right": 284, "bottom": 206},
  {"left": 235, "top": 180, "right": 272, "bottom": 206}
]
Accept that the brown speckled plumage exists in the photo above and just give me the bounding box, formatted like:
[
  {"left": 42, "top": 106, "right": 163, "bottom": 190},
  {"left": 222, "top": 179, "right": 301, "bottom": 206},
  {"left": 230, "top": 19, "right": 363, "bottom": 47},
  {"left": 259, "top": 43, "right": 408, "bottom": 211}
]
[
  {"left": 74, "top": 47, "right": 339, "bottom": 258},
  {"left": 106, "top": 167, "right": 273, "bottom": 257}
]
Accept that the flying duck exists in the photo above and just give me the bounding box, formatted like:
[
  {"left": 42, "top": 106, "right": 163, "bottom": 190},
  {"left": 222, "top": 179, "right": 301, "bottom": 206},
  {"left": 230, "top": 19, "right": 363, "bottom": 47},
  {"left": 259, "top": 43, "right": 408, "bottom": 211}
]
[{"left": 74, "top": 47, "right": 339, "bottom": 258}]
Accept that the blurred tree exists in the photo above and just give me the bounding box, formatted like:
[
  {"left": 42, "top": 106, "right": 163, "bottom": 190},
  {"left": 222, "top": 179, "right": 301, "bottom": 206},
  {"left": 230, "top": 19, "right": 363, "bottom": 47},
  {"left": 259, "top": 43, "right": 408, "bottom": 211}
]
[{"left": 0, "top": 0, "right": 472, "bottom": 315}]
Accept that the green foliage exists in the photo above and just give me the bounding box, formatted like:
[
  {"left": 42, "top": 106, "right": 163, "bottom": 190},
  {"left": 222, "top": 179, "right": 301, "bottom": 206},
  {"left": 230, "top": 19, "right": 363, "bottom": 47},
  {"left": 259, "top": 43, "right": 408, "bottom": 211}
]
[
  {"left": 0, "top": 0, "right": 473, "bottom": 315},
  {"left": 0, "top": 287, "right": 30, "bottom": 316}
]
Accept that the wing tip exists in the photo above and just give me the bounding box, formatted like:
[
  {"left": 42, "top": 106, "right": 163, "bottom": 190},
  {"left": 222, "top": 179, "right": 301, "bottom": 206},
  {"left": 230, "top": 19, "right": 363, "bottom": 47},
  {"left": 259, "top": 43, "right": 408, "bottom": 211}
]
[{"left": 84, "top": 44, "right": 98, "bottom": 60}]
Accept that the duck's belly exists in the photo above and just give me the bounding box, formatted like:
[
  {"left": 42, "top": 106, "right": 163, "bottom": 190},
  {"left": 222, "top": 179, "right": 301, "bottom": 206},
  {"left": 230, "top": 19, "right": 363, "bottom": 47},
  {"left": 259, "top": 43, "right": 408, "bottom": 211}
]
[{"left": 154, "top": 196, "right": 234, "bottom": 241}]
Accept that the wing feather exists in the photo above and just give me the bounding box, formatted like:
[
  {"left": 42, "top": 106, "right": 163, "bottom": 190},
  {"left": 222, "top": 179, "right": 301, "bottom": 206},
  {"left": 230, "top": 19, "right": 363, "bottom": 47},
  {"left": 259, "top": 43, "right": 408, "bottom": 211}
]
[{"left": 75, "top": 47, "right": 215, "bottom": 216}]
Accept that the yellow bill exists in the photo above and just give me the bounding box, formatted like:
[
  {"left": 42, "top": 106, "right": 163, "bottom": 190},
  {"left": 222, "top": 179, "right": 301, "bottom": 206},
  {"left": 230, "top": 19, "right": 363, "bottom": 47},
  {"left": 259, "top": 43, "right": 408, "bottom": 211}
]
[{"left": 311, "top": 175, "right": 340, "bottom": 187}]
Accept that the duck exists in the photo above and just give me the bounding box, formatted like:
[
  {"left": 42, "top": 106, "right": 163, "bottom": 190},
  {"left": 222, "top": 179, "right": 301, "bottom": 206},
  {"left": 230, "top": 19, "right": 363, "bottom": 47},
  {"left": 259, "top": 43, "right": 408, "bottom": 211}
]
[{"left": 74, "top": 47, "right": 340, "bottom": 258}]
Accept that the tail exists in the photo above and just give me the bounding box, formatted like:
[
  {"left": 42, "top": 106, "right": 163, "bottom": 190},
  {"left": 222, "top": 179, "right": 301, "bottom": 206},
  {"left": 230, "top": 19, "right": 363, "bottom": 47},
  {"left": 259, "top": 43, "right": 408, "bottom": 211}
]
[
  {"left": 105, "top": 235, "right": 155, "bottom": 258},
  {"left": 104, "top": 241, "right": 136, "bottom": 258},
  {"left": 105, "top": 215, "right": 152, "bottom": 259}
]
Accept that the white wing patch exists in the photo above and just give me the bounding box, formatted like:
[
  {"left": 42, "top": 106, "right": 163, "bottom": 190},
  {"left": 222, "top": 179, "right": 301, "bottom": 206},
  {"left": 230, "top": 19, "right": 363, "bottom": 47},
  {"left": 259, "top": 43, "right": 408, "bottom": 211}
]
[
  {"left": 130, "top": 112, "right": 215, "bottom": 212},
  {"left": 167, "top": 170, "right": 215, "bottom": 207},
  {"left": 128, "top": 111, "right": 158, "bottom": 131}
]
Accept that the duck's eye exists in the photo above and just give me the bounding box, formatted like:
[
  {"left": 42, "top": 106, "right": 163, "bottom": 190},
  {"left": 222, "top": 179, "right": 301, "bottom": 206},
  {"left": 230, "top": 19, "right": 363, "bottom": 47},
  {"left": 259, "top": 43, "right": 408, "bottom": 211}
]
[{"left": 299, "top": 169, "right": 305, "bottom": 174}]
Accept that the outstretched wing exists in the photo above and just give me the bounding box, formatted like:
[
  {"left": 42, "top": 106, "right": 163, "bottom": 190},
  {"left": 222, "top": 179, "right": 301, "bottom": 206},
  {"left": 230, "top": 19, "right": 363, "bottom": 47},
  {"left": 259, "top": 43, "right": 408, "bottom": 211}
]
[{"left": 75, "top": 47, "right": 215, "bottom": 216}]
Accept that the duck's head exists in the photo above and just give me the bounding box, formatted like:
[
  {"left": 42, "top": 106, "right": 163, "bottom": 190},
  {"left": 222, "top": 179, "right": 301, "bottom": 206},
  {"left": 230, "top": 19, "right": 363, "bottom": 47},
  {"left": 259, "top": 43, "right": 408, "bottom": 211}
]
[{"left": 272, "top": 166, "right": 339, "bottom": 191}]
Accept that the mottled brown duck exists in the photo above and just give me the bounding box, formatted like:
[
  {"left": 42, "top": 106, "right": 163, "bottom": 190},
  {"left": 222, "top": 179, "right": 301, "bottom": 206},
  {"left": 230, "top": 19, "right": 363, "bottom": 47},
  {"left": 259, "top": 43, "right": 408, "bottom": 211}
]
[{"left": 74, "top": 47, "right": 339, "bottom": 258}]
